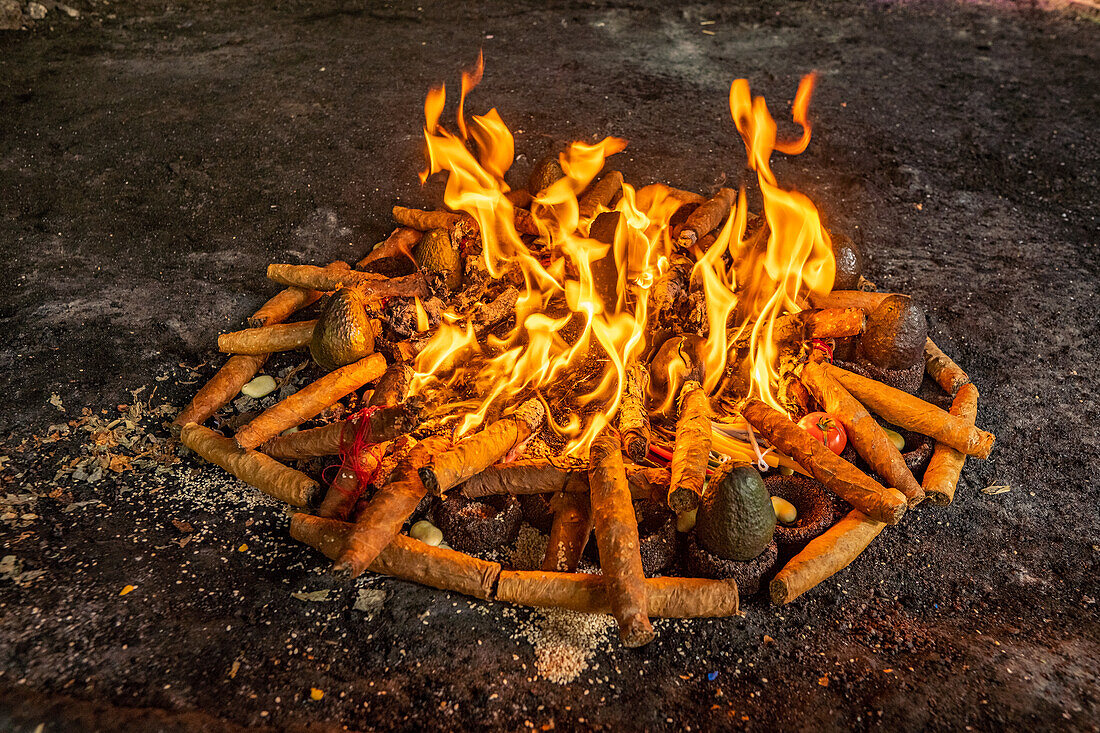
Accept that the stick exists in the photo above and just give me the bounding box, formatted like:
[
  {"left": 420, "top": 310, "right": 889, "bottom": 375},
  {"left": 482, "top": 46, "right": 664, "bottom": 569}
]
[
  {"left": 801, "top": 362, "right": 925, "bottom": 505},
  {"left": 257, "top": 404, "right": 415, "bottom": 460},
  {"left": 266, "top": 264, "right": 427, "bottom": 299},
  {"left": 675, "top": 187, "right": 736, "bottom": 248},
  {"left": 924, "top": 338, "right": 971, "bottom": 396},
  {"left": 824, "top": 364, "right": 994, "bottom": 458},
  {"left": 181, "top": 423, "right": 319, "bottom": 506},
  {"left": 234, "top": 353, "right": 388, "bottom": 450},
  {"left": 357, "top": 228, "right": 422, "bottom": 269},
  {"left": 922, "top": 383, "right": 979, "bottom": 505},
  {"left": 334, "top": 435, "right": 449, "bottom": 578},
  {"left": 541, "top": 478, "right": 593, "bottom": 572},
  {"left": 588, "top": 427, "right": 654, "bottom": 647},
  {"left": 418, "top": 398, "right": 546, "bottom": 496},
  {"left": 618, "top": 364, "right": 651, "bottom": 463},
  {"left": 770, "top": 509, "right": 885, "bottom": 604},
  {"left": 668, "top": 380, "right": 712, "bottom": 513},
  {"left": 218, "top": 321, "right": 317, "bottom": 354},
  {"left": 578, "top": 170, "right": 624, "bottom": 220},
  {"left": 739, "top": 398, "right": 907, "bottom": 525},
  {"left": 807, "top": 290, "right": 898, "bottom": 311},
  {"left": 496, "top": 571, "right": 739, "bottom": 618},
  {"left": 290, "top": 514, "right": 501, "bottom": 600}
]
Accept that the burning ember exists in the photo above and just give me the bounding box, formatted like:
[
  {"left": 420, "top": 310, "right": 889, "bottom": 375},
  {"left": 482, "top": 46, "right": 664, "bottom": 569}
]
[{"left": 173, "top": 57, "right": 996, "bottom": 648}]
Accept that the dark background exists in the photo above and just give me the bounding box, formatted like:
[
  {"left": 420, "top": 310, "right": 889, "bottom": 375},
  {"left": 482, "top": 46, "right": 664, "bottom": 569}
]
[{"left": 1, "top": 1, "right": 1098, "bottom": 730}]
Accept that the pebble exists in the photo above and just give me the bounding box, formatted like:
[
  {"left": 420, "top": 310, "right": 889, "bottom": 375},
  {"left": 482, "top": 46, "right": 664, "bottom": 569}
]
[
  {"left": 409, "top": 519, "right": 443, "bottom": 546},
  {"left": 676, "top": 508, "right": 697, "bottom": 533},
  {"left": 241, "top": 375, "right": 277, "bottom": 399}
]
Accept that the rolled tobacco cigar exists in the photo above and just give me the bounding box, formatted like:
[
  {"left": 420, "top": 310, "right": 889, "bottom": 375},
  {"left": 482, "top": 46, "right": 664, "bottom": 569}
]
[
  {"left": 618, "top": 363, "right": 651, "bottom": 463},
  {"left": 317, "top": 458, "right": 366, "bottom": 520},
  {"left": 418, "top": 398, "right": 546, "bottom": 496},
  {"left": 334, "top": 435, "right": 450, "bottom": 578},
  {"left": 801, "top": 361, "right": 925, "bottom": 506},
  {"left": 824, "top": 364, "right": 994, "bottom": 458},
  {"left": 808, "top": 290, "right": 898, "bottom": 311},
  {"left": 258, "top": 404, "right": 415, "bottom": 460},
  {"left": 922, "top": 383, "right": 979, "bottom": 505},
  {"left": 924, "top": 338, "right": 971, "bottom": 396},
  {"left": 392, "top": 206, "right": 463, "bottom": 231},
  {"left": 235, "top": 352, "right": 388, "bottom": 450},
  {"left": 770, "top": 509, "right": 885, "bottom": 604},
  {"left": 739, "top": 398, "right": 907, "bottom": 525},
  {"left": 357, "top": 227, "right": 422, "bottom": 269},
  {"left": 218, "top": 320, "right": 318, "bottom": 354},
  {"left": 266, "top": 264, "right": 428, "bottom": 300},
  {"left": 675, "top": 187, "right": 736, "bottom": 248},
  {"left": 247, "top": 284, "right": 328, "bottom": 329},
  {"left": 458, "top": 458, "right": 666, "bottom": 501},
  {"left": 290, "top": 513, "right": 501, "bottom": 600},
  {"left": 668, "top": 380, "right": 712, "bottom": 513},
  {"left": 541, "top": 477, "right": 593, "bottom": 572},
  {"left": 495, "top": 571, "right": 739, "bottom": 619},
  {"left": 588, "top": 427, "right": 654, "bottom": 647},
  {"left": 578, "top": 170, "right": 624, "bottom": 220},
  {"left": 181, "top": 423, "right": 319, "bottom": 506}
]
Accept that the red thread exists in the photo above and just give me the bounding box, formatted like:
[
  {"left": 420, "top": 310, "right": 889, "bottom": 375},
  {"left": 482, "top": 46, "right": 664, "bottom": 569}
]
[
  {"left": 334, "top": 405, "right": 385, "bottom": 489},
  {"left": 811, "top": 338, "right": 835, "bottom": 362}
]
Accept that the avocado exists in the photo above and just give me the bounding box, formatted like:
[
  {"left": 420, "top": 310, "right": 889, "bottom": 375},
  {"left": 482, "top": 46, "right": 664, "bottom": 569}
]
[
  {"left": 695, "top": 462, "right": 776, "bottom": 561},
  {"left": 413, "top": 228, "right": 463, "bottom": 291},
  {"left": 857, "top": 294, "right": 927, "bottom": 369},
  {"left": 830, "top": 232, "right": 863, "bottom": 291},
  {"left": 310, "top": 287, "right": 375, "bottom": 371},
  {"left": 528, "top": 154, "right": 564, "bottom": 196},
  {"left": 648, "top": 334, "right": 706, "bottom": 405}
]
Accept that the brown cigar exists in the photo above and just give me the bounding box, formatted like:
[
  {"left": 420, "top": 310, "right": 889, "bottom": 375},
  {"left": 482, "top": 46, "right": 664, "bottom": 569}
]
[
  {"left": 668, "top": 380, "right": 712, "bottom": 512},
  {"left": 181, "top": 423, "right": 319, "bottom": 506},
  {"left": 217, "top": 320, "right": 317, "bottom": 354},
  {"left": 770, "top": 509, "right": 885, "bottom": 604},
  {"left": 922, "top": 383, "right": 979, "bottom": 505},
  {"left": 266, "top": 264, "right": 428, "bottom": 300},
  {"left": 739, "top": 398, "right": 907, "bottom": 525},
  {"left": 588, "top": 427, "right": 654, "bottom": 647},
  {"left": 541, "top": 476, "right": 593, "bottom": 572},
  {"left": 675, "top": 187, "right": 735, "bottom": 248},
  {"left": 923, "top": 338, "right": 971, "bottom": 396},
  {"left": 824, "top": 364, "right": 994, "bottom": 459},
  {"left": 258, "top": 404, "right": 415, "bottom": 460},
  {"left": 357, "top": 228, "right": 422, "bottom": 269},
  {"left": 235, "top": 353, "right": 388, "bottom": 450},
  {"left": 578, "top": 170, "right": 624, "bottom": 220},
  {"left": 618, "top": 363, "right": 651, "bottom": 463},
  {"left": 807, "top": 290, "right": 899, "bottom": 311}
]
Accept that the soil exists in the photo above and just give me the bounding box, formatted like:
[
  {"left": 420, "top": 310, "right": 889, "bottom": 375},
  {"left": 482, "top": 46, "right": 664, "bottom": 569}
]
[{"left": 1, "top": 1, "right": 1098, "bottom": 730}]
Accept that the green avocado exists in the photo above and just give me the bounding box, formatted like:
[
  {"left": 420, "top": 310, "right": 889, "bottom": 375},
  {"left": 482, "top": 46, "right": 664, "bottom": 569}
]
[
  {"left": 413, "top": 228, "right": 463, "bottom": 292},
  {"left": 528, "top": 154, "right": 564, "bottom": 195},
  {"left": 695, "top": 462, "right": 776, "bottom": 561},
  {"left": 858, "top": 294, "right": 927, "bottom": 370},
  {"left": 310, "top": 287, "right": 374, "bottom": 372}
]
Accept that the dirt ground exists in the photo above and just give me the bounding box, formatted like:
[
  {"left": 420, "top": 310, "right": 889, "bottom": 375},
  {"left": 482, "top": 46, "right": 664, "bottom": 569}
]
[{"left": 1, "top": 0, "right": 1098, "bottom": 730}]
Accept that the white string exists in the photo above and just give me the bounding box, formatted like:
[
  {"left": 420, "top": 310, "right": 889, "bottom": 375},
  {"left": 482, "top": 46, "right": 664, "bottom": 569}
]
[{"left": 744, "top": 423, "right": 774, "bottom": 472}]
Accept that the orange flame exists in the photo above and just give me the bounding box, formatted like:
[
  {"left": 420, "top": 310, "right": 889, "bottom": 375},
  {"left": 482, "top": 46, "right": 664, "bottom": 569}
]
[{"left": 409, "top": 59, "right": 833, "bottom": 455}]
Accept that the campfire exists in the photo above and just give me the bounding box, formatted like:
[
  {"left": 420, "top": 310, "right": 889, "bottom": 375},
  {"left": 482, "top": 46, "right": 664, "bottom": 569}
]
[{"left": 173, "top": 57, "right": 994, "bottom": 648}]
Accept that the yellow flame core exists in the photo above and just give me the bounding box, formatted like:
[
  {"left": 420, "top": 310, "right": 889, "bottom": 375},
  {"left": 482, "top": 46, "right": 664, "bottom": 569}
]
[{"left": 409, "top": 66, "right": 833, "bottom": 456}]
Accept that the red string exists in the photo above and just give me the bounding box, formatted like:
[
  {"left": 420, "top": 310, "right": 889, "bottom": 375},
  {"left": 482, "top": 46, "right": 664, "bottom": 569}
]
[
  {"left": 811, "top": 338, "right": 835, "bottom": 362},
  {"left": 326, "top": 405, "right": 385, "bottom": 490}
]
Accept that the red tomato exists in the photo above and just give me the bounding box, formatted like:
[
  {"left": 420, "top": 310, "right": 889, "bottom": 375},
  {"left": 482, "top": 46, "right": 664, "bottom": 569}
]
[{"left": 798, "top": 412, "right": 847, "bottom": 454}]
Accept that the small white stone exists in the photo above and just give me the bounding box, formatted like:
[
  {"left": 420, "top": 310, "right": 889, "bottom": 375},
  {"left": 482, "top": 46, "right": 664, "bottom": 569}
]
[
  {"left": 676, "top": 508, "right": 697, "bottom": 533},
  {"left": 409, "top": 520, "right": 443, "bottom": 547},
  {"left": 240, "top": 375, "right": 277, "bottom": 398},
  {"left": 27, "top": 2, "right": 46, "bottom": 19}
]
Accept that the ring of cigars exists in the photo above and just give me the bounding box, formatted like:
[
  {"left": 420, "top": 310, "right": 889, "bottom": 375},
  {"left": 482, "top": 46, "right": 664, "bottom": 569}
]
[{"left": 171, "top": 63, "right": 994, "bottom": 648}]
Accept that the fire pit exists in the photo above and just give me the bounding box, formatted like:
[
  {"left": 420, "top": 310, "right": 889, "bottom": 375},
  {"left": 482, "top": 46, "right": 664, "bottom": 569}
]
[{"left": 173, "top": 58, "right": 994, "bottom": 647}]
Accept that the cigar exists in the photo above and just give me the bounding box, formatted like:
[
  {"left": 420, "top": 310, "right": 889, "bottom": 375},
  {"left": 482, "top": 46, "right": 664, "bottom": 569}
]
[
  {"left": 496, "top": 571, "right": 739, "bottom": 618},
  {"left": 633, "top": 183, "right": 705, "bottom": 211},
  {"left": 668, "top": 380, "right": 712, "bottom": 513},
  {"left": 418, "top": 398, "right": 546, "bottom": 496},
  {"left": 368, "top": 363, "right": 414, "bottom": 407},
  {"left": 357, "top": 228, "right": 422, "bottom": 269},
  {"left": 923, "top": 338, "right": 971, "bottom": 396},
  {"left": 247, "top": 283, "right": 330, "bottom": 329},
  {"left": 801, "top": 362, "right": 925, "bottom": 505},
  {"left": 258, "top": 404, "right": 415, "bottom": 460},
  {"left": 235, "top": 353, "right": 389, "bottom": 450},
  {"left": 777, "top": 342, "right": 811, "bottom": 420},
  {"left": 675, "top": 187, "right": 736, "bottom": 249},
  {"left": 588, "top": 427, "right": 654, "bottom": 647},
  {"left": 266, "top": 264, "right": 428, "bottom": 300},
  {"left": 504, "top": 189, "right": 533, "bottom": 209},
  {"left": 317, "top": 457, "right": 366, "bottom": 520},
  {"left": 541, "top": 478, "right": 593, "bottom": 572},
  {"left": 824, "top": 364, "right": 994, "bottom": 459},
  {"left": 732, "top": 308, "right": 865, "bottom": 349},
  {"left": 807, "top": 290, "right": 898, "bottom": 311},
  {"left": 290, "top": 513, "right": 501, "bottom": 600},
  {"left": 181, "top": 423, "right": 319, "bottom": 506},
  {"left": 458, "top": 459, "right": 666, "bottom": 501},
  {"left": 217, "top": 320, "right": 317, "bottom": 354},
  {"left": 578, "top": 170, "right": 624, "bottom": 220},
  {"left": 922, "top": 383, "right": 979, "bottom": 505},
  {"left": 392, "top": 205, "right": 539, "bottom": 237},
  {"left": 618, "top": 364, "right": 651, "bottom": 463},
  {"left": 334, "top": 435, "right": 450, "bottom": 578},
  {"left": 739, "top": 398, "right": 908, "bottom": 525},
  {"left": 770, "top": 509, "right": 885, "bottom": 604}
]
